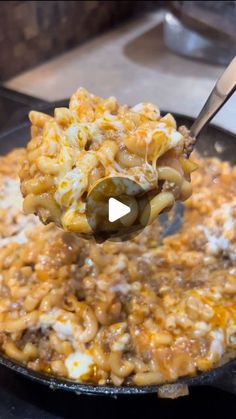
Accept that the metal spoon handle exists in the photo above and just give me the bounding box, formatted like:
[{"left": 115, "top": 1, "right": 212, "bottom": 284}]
[{"left": 190, "top": 56, "right": 236, "bottom": 139}]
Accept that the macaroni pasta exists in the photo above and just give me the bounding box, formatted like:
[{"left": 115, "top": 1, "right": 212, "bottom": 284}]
[
  {"left": 19, "top": 89, "right": 197, "bottom": 234},
  {"left": 1, "top": 149, "right": 236, "bottom": 386}
]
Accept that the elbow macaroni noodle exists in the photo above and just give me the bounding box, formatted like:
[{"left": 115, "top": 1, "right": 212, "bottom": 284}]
[
  {"left": 1, "top": 149, "right": 236, "bottom": 386},
  {"left": 19, "top": 88, "right": 197, "bottom": 234}
]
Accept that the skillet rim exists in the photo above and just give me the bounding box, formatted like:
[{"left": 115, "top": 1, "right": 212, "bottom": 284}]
[{"left": 0, "top": 352, "right": 236, "bottom": 395}]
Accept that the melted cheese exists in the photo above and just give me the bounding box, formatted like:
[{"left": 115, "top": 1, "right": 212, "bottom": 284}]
[
  {"left": 0, "top": 178, "right": 23, "bottom": 211},
  {"left": 199, "top": 199, "right": 236, "bottom": 255},
  {"left": 39, "top": 309, "right": 76, "bottom": 342},
  {"left": 208, "top": 330, "right": 224, "bottom": 362},
  {"left": 39, "top": 309, "right": 95, "bottom": 381},
  {"left": 65, "top": 351, "right": 94, "bottom": 380},
  {"left": 0, "top": 177, "right": 39, "bottom": 247},
  {"left": 43, "top": 91, "right": 184, "bottom": 218}
]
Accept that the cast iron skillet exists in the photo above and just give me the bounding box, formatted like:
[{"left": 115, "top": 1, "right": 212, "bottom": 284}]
[{"left": 0, "top": 101, "right": 236, "bottom": 396}]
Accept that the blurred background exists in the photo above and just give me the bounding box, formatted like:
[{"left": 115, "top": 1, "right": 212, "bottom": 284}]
[
  {"left": 0, "top": 0, "right": 236, "bottom": 133},
  {"left": 0, "top": 1, "right": 160, "bottom": 81}
]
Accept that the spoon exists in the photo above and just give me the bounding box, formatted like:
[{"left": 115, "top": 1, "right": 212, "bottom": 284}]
[
  {"left": 162, "top": 56, "right": 236, "bottom": 237},
  {"left": 190, "top": 56, "right": 236, "bottom": 143}
]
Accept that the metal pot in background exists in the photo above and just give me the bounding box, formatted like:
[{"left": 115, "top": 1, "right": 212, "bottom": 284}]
[{"left": 164, "top": 1, "right": 236, "bottom": 65}]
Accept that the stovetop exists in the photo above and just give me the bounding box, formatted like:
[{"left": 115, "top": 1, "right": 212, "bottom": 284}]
[{"left": 0, "top": 86, "right": 235, "bottom": 418}]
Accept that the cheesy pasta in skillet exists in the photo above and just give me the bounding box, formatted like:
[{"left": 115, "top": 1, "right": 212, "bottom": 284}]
[
  {"left": 19, "top": 88, "right": 196, "bottom": 235},
  {"left": 1, "top": 149, "right": 236, "bottom": 386}
]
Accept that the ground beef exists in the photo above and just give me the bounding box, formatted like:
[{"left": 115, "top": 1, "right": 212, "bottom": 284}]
[{"left": 179, "top": 125, "right": 196, "bottom": 157}]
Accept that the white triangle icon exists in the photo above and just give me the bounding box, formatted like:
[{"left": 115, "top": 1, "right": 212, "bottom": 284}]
[{"left": 108, "top": 197, "right": 131, "bottom": 222}]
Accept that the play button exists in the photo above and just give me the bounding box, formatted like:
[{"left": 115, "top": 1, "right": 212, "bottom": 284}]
[
  {"left": 108, "top": 198, "right": 131, "bottom": 222},
  {"left": 86, "top": 176, "right": 151, "bottom": 241}
]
